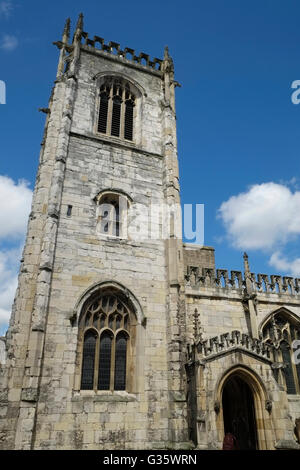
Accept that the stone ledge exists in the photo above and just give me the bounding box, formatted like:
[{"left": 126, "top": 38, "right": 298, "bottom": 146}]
[
  {"left": 151, "top": 441, "right": 195, "bottom": 450},
  {"left": 274, "top": 439, "right": 300, "bottom": 450},
  {"left": 287, "top": 395, "right": 300, "bottom": 402},
  {"left": 72, "top": 391, "right": 138, "bottom": 402},
  {"left": 169, "top": 391, "right": 186, "bottom": 402},
  {"left": 69, "top": 131, "right": 164, "bottom": 160}
]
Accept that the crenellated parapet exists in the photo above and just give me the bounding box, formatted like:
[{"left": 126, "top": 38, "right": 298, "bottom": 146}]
[
  {"left": 253, "top": 273, "right": 300, "bottom": 295},
  {"left": 185, "top": 266, "right": 300, "bottom": 297},
  {"left": 53, "top": 14, "right": 163, "bottom": 74},
  {"left": 80, "top": 33, "right": 163, "bottom": 71}
]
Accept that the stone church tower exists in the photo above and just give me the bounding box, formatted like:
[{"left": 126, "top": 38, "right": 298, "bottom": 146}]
[{"left": 0, "top": 14, "right": 300, "bottom": 450}]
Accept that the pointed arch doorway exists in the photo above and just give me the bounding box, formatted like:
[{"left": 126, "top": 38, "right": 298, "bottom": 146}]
[{"left": 222, "top": 374, "right": 258, "bottom": 449}]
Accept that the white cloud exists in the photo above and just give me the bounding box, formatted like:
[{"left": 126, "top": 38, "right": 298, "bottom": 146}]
[
  {"left": 0, "top": 175, "right": 32, "bottom": 333},
  {"left": 0, "top": 1, "right": 14, "bottom": 19},
  {"left": 0, "top": 33, "right": 18, "bottom": 51},
  {"left": 278, "top": 176, "right": 299, "bottom": 190},
  {"left": 218, "top": 182, "right": 300, "bottom": 250},
  {"left": 0, "top": 308, "right": 11, "bottom": 327},
  {"left": 0, "top": 247, "right": 20, "bottom": 329},
  {"left": 269, "top": 252, "right": 300, "bottom": 277},
  {"left": 0, "top": 175, "right": 32, "bottom": 240}
]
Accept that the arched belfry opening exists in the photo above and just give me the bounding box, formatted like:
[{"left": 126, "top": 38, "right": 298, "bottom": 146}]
[{"left": 222, "top": 374, "right": 258, "bottom": 449}]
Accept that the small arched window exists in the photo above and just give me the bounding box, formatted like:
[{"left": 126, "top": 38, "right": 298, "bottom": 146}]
[
  {"left": 79, "top": 293, "right": 132, "bottom": 392},
  {"left": 97, "top": 77, "right": 136, "bottom": 141},
  {"left": 262, "top": 312, "right": 300, "bottom": 394},
  {"left": 96, "top": 191, "right": 130, "bottom": 238}
]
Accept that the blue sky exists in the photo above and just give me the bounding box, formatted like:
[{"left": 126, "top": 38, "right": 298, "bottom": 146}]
[{"left": 0, "top": 0, "right": 300, "bottom": 333}]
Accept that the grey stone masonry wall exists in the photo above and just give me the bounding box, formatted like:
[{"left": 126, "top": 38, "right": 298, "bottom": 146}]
[
  {"left": 2, "top": 15, "right": 299, "bottom": 451},
  {"left": 183, "top": 245, "right": 215, "bottom": 273},
  {"left": 0, "top": 338, "right": 5, "bottom": 366},
  {"left": 184, "top": 257, "right": 300, "bottom": 449},
  {"left": 0, "top": 15, "right": 191, "bottom": 450},
  {"left": 31, "top": 135, "right": 170, "bottom": 449},
  {"left": 0, "top": 68, "right": 71, "bottom": 449},
  {"left": 185, "top": 265, "right": 300, "bottom": 341},
  {"left": 71, "top": 51, "right": 164, "bottom": 156}
]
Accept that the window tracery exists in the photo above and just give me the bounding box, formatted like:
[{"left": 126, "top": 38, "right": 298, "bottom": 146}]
[
  {"left": 262, "top": 312, "right": 300, "bottom": 394},
  {"left": 79, "top": 293, "right": 131, "bottom": 392}
]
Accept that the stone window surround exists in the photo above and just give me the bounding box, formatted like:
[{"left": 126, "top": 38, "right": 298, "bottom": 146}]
[
  {"left": 73, "top": 281, "right": 146, "bottom": 396},
  {"left": 261, "top": 308, "right": 300, "bottom": 395},
  {"left": 78, "top": 292, "right": 135, "bottom": 393},
  {"left": 94, "top": 189, "right": 132, "bottom": 240}
]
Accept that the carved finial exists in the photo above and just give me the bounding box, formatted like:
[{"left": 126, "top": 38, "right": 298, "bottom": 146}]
[
  {"left": 55, "top": 17, "right": 71, "bottom": 79},
  {"left": 163, "top": 45, "right": 174, "bottom": 73},
  {"left": 63, "top": 17, "right": 71, "bottom": 42},
  {"left": 193, "top": 308, "right": 203, "bottom": 342},
  {"left": 164, "top": 45, "right": 170, "bottom": 60},
  {"left": 193, "top": 308, "right": 199, "bottom": 339},
  {"left": 73, "top": 12, "right": 83, "bottom": 42},
  {"left": 243, "top": 252, "right": 251, "bottom": 280},
  {"left": 243, "top": 252, "right": 249, "bottom": 271},
  {"left": 76, "top": 12, "right": 84, "bottom": 30},
  {"left": 69, "top": 13, "right": 84, "bottom": 77},
  {"left": 271, "top": 314, "right": 280, "bottom": 343}
]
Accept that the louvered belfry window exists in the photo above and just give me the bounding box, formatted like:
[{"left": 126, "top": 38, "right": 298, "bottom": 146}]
[
  {"left": 80, "top": 293, "right": 131, "bottom": 391},
  {"left": 97, "top": 78, "right": 135, "bottom": 141}
]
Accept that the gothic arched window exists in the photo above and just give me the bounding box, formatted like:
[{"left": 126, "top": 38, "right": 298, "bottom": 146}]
[
  {"left": 262, "top": 312, "right": 300, "bottom": 394},
  {"left": 79, "top": 293, "right": 132, "bottom": 391},
  {"left": 97, "top": 78, "right": 136, "bottom": 141}
]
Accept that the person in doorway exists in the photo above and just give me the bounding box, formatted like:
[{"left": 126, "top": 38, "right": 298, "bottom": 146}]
[{"left": 222, "top": 430, "right": 238, "bottom": 450}]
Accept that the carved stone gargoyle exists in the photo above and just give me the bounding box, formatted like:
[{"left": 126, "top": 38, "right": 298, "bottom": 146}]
[
  {"left": 214, "top": 400, "right": 220, "bottom": 414},
  {"left": 265, "top": 399, "right": 272, "bottom": 413}
]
